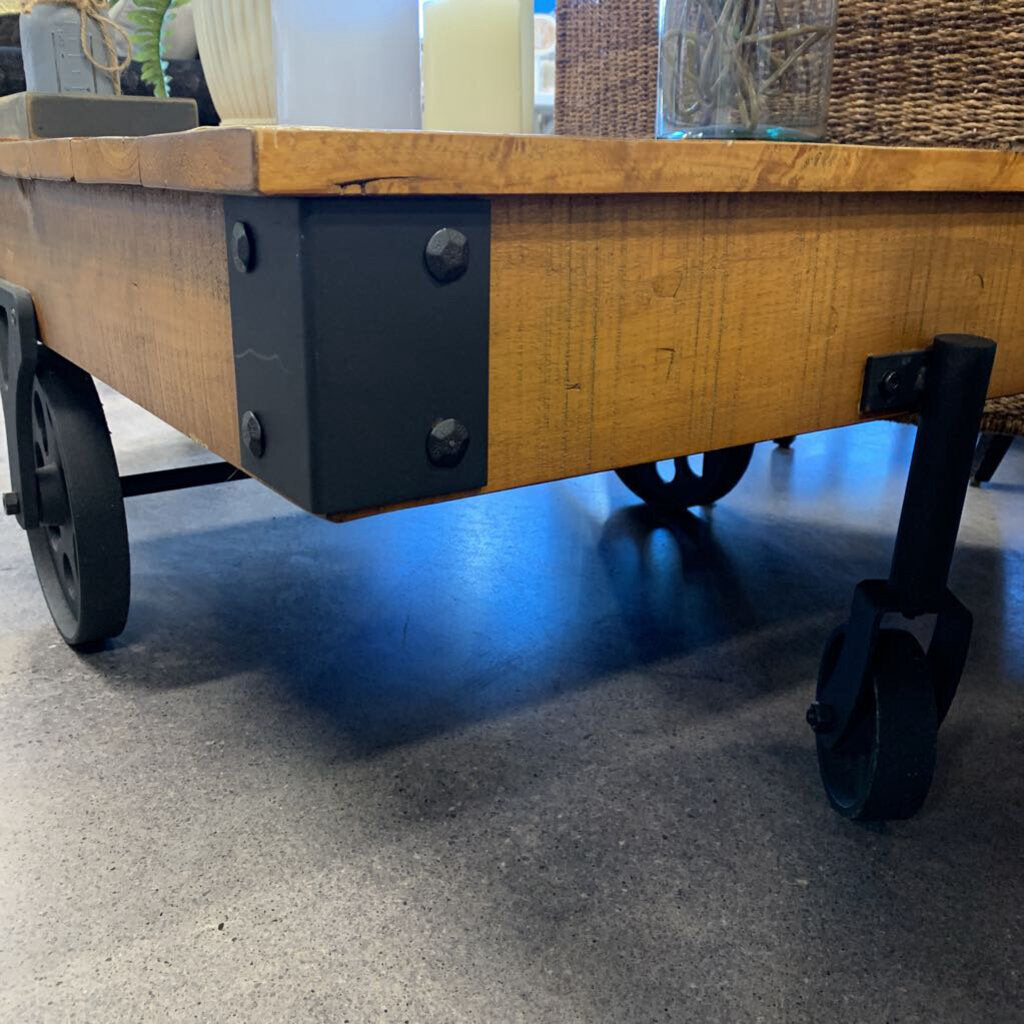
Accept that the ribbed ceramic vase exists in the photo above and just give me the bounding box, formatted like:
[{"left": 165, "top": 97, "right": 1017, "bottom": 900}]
[{"left": 193, "top": 0, "right": 276, "bottom": 125}]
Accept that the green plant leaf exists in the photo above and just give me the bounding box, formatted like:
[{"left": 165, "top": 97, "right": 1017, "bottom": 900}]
[{"left": 125, "top": 0, "right": 191, "bottom": 98}]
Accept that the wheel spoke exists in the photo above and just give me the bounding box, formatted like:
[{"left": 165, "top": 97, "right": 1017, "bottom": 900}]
[
  {"left": 32, "top": 390, "right": 48, "bottom": 456},
  {"left": 50, "top": 525, "right": 79, "bottom": 610},
  {"left": 616, "top": 444, "right": 753, "bottom": 509}
]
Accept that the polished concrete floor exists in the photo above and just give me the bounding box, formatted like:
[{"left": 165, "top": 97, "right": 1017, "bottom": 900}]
[{"left": 1, "top": 389, "right": 1022, "bottom": 1024}]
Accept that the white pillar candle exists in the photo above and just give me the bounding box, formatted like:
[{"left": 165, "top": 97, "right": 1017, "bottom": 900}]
[
  {"left": 272, "top": 0, "right": 422, "bottom": 130},
  {"left": 422, "top": 0, "right": 535, "bottom": 133}
]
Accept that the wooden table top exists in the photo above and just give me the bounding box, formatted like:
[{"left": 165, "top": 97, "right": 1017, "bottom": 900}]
[{"left": 0, "top": 126, "right": 1022, "bottom": 198}]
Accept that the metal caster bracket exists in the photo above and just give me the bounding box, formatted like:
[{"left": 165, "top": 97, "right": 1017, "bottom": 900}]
[
  {"left": 811, "top": 334, "right": 996, "bottom": 819},
  {"left": 1, "top": 277, "right": 249, "bottom": 522},
  {"left": 0, "top": 278, "right": 42, "bottom": 531},
  {"left": 2, "top": 277, "right": 249, "bottom": 648}
]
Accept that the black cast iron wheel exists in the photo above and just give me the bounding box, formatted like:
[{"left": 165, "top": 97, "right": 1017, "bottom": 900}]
[
  {"left": 26, "top": 358, "right": 130, "bottom": 648},
  {"left": 815, "top": 627, "right": 937, "bottom": 821},
  {"left": 615, "top": 444, "right": 755, "bottom": 510}
]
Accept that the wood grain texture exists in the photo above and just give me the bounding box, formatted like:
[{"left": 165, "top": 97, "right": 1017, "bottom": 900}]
[
  {"left": 476, "top": 191, "right": 1024, "bottom": 497},
  {"left": 70, "top": 136, "right": 141, "bottom": 185},
  {"left": 23, "top": 137, "right": 74, "bottom": 180},
  {"left": 0, "top": 128, "right": 255, "bottom": 193},
  {"left": 253, "top": 128, "right": 1024, "bottom": 197},
  {"left": 137, "top": 127, "right": 255, "bottom": 193},
  {"left": 1, "top": 128, "right": 1024, "bottom": 197},
  {"left": 0, "top": 177, "right": 240, "bottom": 462},
  {"left": 0, "top": 138, "right": 72, "bottom": 181},
  {"left": 2, "top": 179, "right": 1022, "bottom": 519}
]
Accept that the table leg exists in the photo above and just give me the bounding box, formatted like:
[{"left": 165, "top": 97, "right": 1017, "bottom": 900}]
[
  {"left": 970, "top": 433, "right": 1014, "bottom": 487},
  {"left": 808, "top": 334, "right": 995, "bottom": 820}
]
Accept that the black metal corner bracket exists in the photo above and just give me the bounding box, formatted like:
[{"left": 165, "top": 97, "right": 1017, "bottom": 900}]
[
  {"left": 0, "top": 278, "right": 42, "bottom": 531},
  {"left": 223, "top": 196, "right": 491, "bottom": 517},
  {"left": 816, "top": 334, "right": 996, "bottom": 749}
]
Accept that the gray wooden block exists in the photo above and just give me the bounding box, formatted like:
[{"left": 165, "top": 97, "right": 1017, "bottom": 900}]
[{"left": 0, "top": 92, "right": 198, "bottom": 139}]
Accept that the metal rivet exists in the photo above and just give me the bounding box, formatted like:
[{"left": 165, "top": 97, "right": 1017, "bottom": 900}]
[
  {"left": 805, "top": 702, "right": 835, "bottom": 734},
  {"left": 2, "top": 492, "right": 21, "bottom": 517},
  {"left": 232, "top": 222, "right": 255, "bottom": 274},
  {"left": 241, "top": 410, "right": 265, "bottom": 459},
  {"left": 424, "top": 228, "right": 470, "bottom": 284},
  {"left": 427, "top": 418, "right": 470, "bottom": 468}
]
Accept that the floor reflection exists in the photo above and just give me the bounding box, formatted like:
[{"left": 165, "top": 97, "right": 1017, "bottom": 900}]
[{"left": 45, "top": 419, "right": 1018, "bottom": 755}]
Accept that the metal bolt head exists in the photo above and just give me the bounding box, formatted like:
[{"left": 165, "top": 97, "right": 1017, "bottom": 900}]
[
  {"left": 427, "top": 418, "right": 470, "bottom": 468},
  {"left": 880, "top": 369, "right": 903, "bottom": 398},
  {"left": 2, "top": 491, "right": 20, "bottom": 517},
  {"left": 241, "top": 410, "right": 265, "bottom": 459},
  {"left": 806, "top": 701, "right": 836, "bottom": 734},
  {"left": 425, "top": 228, "right": 470, "bottom": 284},
  {"left": 231, "top": 222, "right": 255, "bottom": 274}
]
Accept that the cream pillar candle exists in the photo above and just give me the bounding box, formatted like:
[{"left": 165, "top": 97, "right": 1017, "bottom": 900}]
[{"left": 422, "top": 0, "right": 535, "bottom": 133}]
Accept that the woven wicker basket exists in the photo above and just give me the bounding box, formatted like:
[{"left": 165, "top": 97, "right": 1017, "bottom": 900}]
[{"left": 555, "top": 0, "right": 1024, "bottom": 148}]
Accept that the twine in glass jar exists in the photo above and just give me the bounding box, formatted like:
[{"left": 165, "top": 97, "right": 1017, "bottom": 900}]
[{"left": 661, "top": 0, "right": 834, "bottom": 134}]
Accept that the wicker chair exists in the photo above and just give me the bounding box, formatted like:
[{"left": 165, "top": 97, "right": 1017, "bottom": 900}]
[{"left": 556, "top": 0, "right": 1024, "bottom": 484}]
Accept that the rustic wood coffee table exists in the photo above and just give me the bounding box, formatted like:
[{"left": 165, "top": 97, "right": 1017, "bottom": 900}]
[{"left": 2, "top": 128, "right": 1022, "bottom": 820}]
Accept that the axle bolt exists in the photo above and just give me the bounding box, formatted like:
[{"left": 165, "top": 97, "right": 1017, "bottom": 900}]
[
  {"left": 231, "top": 222, "right": 255, "bottom": 274},
  {"left": 427, "top": 418, "right": 470, "bottom": 468},
  {"left": 425, "top": 228, "right": 470, "bottom": 284},
  {"left": 2, "top": 491, "right": 20, "bottom": 517},
  {"left": 880, "top": 370, "right": 903, "bottom": 398},
  {"left": 241, "top": 411, "right": 265, "bottom": 459},
  {"left": 806, "top": 702, "right": 836, "bottom": 734}
]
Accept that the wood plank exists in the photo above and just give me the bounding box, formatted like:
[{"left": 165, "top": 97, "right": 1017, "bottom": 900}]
[
  {"left": 1, "top": 128, "right": 1024, "bottom": 197},
  {"left": 0, "top": 138, "right": 73, "bottom": 182},
  {"left": 335, "top": 190, "right": 1024, "bottom": 520},
  {"left": 253, "top": 129, "right": 1024, "bottom": 197},
  {"left": 71, "top": 136, "right": 141, "bottom": 185},
  {"left": 2, "top": 180, "right": 1022, "bottom": 521},
  {"left": 0, "top": 128, "right": 257, "bottom": 192},
  {"left": 0, "top": 138, "right": 34, "bottom": 180},
  {"left": 25, "top": 137, "right": 74, "bottom": 181},
  {"left": 0, "top": 92, "right": 197, "bottom": 141},
  {"left": 0, "top": 177, "right": 240, "bottom": 462},
  {"left": 138, "top": 127, "right": 256, "bottom": 193},
  {"left": 476, "top": 191, "right": 1024, "bottom": 497}
]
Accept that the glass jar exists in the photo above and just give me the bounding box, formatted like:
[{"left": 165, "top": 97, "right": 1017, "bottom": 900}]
[{"left": 657, "top": 0, "right": 837, "bottom": 140}]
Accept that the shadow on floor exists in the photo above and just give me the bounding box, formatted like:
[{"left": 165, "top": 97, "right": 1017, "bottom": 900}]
[
  {"left": 4, "top": 423, "right": 1023, "bottom": 1022},
  {"left": 47, "top": 457, "right": 1016, "bottom": 762}
]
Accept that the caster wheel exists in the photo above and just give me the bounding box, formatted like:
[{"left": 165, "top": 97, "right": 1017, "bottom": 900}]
[
  {"left": 26, "top": 358, "right": 130, "bottom": 649},
  {"left": 814, "top": 627, "right": 937, "bottom": 821},
  {"left": 615, "top": 444, "right": 754, "bottom": 510}
]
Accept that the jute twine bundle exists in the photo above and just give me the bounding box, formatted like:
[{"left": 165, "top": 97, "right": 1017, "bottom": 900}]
[
  {"left": 555, "top": 0, "right": 1024, "bottom": 149},
  {"left": 21, "top": 0, "right": 132, "bottom": 94}
]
